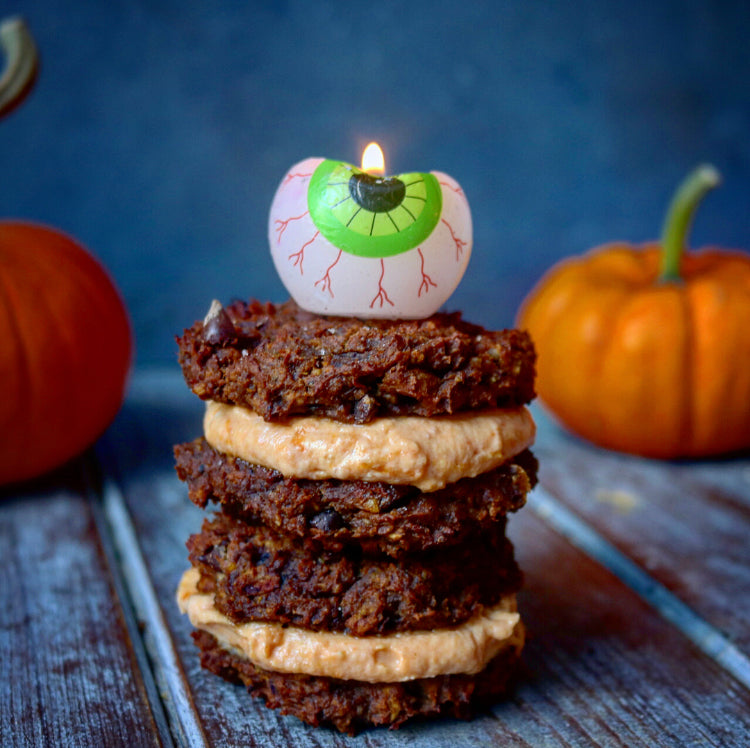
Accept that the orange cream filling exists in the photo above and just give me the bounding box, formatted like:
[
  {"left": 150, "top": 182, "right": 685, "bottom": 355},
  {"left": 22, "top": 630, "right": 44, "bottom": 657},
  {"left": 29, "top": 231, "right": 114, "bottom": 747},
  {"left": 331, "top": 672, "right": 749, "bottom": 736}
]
[
  {"left": 177, "top": 568, "right": 523, "bottom": 683},
  {"left": 203, "top": 401, "right": 535, "bottom": 492}
]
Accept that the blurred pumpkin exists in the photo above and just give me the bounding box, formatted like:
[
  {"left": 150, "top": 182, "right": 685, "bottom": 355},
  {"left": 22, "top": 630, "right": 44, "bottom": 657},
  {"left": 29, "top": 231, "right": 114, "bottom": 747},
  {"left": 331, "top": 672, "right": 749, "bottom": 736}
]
[
  {"left": 517, "top": 165, "right": 750, "bottom": 458},
  {"left": 0, "top": 222, "right": 132, "bottom": 484}
]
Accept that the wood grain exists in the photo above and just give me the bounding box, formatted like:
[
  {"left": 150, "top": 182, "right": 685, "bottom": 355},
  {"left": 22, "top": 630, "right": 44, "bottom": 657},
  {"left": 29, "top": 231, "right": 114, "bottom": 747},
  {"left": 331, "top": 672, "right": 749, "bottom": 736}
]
[
  {"left": 532, "top": 403, "right": 750, "bottom": 654},
  {"left": 508, "top": 510, "right": 750, "bottom": 748},
  {"left": 0, "top": 462, "right": 165, "bottom": 748}
]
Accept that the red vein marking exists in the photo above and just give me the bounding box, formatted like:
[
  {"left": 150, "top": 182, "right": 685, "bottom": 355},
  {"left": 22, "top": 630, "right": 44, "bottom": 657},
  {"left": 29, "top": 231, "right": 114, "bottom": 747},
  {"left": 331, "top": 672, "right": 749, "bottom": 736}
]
[
  {"left": 274, "top": 211, "right": 309, "bottom": 243},
  {"left": 441, "top": 218, "right": 468, "bottom": 260},
  {"left": 370, "top": 259, "right": 394, "bottom": 309},
  {"left": 417, "top": 248, "right": 437, "bottom": 297},
  {"left": 315, "top": 249, "right": 342, "bottom": 297},
  {"left": 281, "top": 171, "right": 313, "bottom": 187},
  {"left": 288, "top": 230, "right": 319, "bottom": 275},
  {"left": 439, "top": 179, "right": 464, "bottom": 196}
]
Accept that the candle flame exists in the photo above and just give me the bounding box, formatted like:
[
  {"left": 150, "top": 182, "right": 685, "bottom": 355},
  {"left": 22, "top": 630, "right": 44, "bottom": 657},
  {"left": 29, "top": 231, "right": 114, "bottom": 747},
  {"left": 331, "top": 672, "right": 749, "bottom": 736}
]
[{"left": 361, "top": 142, "right": 385, "bottom": 176}]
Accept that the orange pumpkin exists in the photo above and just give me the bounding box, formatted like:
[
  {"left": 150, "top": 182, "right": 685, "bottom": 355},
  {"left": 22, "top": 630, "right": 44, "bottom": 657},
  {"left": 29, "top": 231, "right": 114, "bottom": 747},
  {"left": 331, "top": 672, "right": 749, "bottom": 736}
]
[
  {"left": 517, "top": 166, "right": 750, "bottom": 458},
  {"left": 0, "top": 222, "right": 132, "bottom": 484}
]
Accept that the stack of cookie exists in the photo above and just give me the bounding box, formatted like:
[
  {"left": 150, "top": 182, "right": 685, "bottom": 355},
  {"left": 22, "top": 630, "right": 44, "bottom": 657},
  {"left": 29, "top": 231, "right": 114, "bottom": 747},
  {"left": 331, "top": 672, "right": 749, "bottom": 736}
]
[{"left": 174, "top": 298, "right": 537, "bottom": 734}]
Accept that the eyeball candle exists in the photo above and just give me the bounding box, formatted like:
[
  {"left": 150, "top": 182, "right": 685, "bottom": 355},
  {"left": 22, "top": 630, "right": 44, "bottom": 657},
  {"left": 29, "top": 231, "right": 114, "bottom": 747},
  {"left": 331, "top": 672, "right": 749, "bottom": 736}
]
[{"left": 268, "top": 144, "right": 472, "bottom": 318}]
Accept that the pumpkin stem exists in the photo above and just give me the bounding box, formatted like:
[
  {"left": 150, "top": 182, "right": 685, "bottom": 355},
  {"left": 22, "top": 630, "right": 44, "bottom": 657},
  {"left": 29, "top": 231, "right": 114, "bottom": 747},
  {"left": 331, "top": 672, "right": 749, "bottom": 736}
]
[
  {"left": 659, "top": 164, "right": 721, "bottom": 282},
  {"left": 0, "top": 16, "right": 38, "bottom": 117}
]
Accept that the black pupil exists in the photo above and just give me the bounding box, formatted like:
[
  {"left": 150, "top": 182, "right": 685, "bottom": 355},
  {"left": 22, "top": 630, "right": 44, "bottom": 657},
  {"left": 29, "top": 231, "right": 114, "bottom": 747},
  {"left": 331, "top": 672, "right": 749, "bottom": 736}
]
[{"left": 348, "top": 172, "right": 406, "bottom": 213}]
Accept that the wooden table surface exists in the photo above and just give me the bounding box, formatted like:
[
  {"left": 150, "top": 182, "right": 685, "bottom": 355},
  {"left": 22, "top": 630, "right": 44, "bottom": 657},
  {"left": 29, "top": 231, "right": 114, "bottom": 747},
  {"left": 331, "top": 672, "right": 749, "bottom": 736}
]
[{"left": 2, "top": 368, "right": 749, "bottom": 747}]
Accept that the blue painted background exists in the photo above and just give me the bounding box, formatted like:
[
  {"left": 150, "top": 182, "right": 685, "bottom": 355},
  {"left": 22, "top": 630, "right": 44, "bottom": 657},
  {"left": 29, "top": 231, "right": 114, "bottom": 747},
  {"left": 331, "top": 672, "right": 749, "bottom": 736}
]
[{"left": 2, "top": 1, "right": 748, "bottom": 365}]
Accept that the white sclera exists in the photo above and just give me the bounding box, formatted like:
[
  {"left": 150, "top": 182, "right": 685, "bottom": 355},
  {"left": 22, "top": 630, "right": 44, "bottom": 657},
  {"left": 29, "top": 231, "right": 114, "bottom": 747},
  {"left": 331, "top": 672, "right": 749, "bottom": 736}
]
[{"left": 268, "top": 158, "right": 472, "bottom": 319}]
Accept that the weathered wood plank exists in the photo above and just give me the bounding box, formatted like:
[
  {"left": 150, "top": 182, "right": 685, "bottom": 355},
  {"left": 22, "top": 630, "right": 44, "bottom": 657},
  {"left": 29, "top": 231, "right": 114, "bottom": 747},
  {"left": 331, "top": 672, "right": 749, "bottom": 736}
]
[
  {"left": 528, "top": 484, "right": 750, "bottom": 690},
  {"left": 507, "top": 509, "right": 750, "bottom": 748},
  {"left": 532, "top": 404, "right": 750, "bottom": 655},
  {"left": 99, "top": 369, "right": 750, "bottom": 747},
  {"left": 0, "top": 462, "right": 165, "bottom": 748}
]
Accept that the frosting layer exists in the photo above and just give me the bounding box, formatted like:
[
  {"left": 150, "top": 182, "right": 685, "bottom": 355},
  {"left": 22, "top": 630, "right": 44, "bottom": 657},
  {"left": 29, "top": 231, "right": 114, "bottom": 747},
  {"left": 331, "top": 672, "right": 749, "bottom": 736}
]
[
  {"left": 177, "top": 568, "right": 523, "bottom": 683},
  {"left": 203, "top": 402, "right": 535, "bottom": 492}
]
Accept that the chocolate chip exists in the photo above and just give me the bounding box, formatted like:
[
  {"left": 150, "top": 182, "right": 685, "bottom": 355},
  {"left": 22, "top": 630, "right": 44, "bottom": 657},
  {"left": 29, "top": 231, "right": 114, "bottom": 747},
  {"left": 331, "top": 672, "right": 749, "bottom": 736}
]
[
  {"left": 353, "top": 394, "right": 377, "bottom": 423},
  {"left": 203, "top": 300, "right": 237, "bottom": 344},
  {"left": 309, "top": 509, "right": 345, "bottom": 533}
]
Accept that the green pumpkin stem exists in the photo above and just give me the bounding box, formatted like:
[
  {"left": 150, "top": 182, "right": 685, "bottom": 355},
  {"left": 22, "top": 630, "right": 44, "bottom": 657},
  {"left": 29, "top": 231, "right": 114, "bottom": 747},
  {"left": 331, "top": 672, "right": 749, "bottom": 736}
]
[
  {"left": 0, "top": 16, "right": 38, "bottom": 117},
  {"left": 659, "top": 164, "right": 721, "bottom": 282}
]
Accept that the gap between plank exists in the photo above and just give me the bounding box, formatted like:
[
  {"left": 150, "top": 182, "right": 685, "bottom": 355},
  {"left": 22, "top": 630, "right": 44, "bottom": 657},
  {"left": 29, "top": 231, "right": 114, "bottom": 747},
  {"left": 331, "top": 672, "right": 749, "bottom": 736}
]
[
  {"left": 96, "top": 466, "right": 210, "bottom": 748},
  {"left": 83, "top": 456, "right": 175, "bottom": 748},
  {"left": 529, "top": 485, "right": 750, "bottom": 690}
]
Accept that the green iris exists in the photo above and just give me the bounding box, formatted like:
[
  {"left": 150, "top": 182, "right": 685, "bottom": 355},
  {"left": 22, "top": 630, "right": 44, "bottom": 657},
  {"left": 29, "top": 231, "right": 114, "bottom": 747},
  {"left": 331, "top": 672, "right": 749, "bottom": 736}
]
[{"left": 307, "top": 159, "right": 442, "bottom": 258}]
